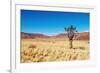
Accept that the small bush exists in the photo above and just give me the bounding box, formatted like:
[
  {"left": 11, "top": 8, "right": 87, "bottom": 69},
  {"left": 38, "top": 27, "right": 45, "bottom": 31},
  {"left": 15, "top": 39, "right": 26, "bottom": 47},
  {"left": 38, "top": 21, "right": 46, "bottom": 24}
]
[
  {"left": 29, "top": 44, "right": 36, "bottom": 48},
  {"left": 79, "top": 47, "right": 85, "bottom": 50}
]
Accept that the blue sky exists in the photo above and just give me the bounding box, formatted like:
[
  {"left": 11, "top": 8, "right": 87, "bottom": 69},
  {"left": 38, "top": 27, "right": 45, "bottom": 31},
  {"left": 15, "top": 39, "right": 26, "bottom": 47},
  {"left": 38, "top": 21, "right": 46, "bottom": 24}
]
[{"left": 21, "top": 10, "right": 90, "bottom": 36}]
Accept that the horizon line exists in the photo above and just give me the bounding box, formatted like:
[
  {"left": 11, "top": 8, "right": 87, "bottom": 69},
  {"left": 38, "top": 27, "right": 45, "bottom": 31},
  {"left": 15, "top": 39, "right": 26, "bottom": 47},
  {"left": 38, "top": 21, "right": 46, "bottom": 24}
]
[{"left": 21, "top": 31, "right": 89, "bottom": 36}]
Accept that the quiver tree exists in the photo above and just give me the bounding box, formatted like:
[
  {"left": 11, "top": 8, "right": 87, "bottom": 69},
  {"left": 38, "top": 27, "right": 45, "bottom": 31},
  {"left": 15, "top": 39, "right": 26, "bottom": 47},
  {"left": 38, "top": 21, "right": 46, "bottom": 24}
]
[{"left": 64, "top": 25, "right": 78, "bottom": 49}]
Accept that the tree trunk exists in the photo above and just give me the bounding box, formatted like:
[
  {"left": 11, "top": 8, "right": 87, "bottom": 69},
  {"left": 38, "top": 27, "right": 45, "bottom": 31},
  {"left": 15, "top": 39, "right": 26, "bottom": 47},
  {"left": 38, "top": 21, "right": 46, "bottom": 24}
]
[{"left": 69, "top": 40, "right": 73, "bottom": 49}]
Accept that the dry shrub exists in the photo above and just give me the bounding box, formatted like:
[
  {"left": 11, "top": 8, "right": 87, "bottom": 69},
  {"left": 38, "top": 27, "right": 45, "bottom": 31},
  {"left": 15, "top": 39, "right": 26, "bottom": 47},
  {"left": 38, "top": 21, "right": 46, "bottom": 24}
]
[
  {"left": 79, "top": 46, "right": 85, "bottom": 50},
  {"left": 29, "top": 44, "right": 36, "bottom": 48}
]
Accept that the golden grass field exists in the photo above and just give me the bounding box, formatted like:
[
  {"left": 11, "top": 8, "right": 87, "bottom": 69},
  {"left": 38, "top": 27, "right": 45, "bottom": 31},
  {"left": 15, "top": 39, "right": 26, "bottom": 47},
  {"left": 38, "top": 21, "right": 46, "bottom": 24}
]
[{"left": 21, "top": 38, "right": 89, "bottom": 63}]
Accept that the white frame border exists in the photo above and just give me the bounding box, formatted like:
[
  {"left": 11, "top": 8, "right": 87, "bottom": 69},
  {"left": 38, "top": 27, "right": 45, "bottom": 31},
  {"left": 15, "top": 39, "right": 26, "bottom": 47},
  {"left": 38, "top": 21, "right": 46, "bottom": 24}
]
[{"left": 11, "top": 4, "right": 96, "bottom": 73}]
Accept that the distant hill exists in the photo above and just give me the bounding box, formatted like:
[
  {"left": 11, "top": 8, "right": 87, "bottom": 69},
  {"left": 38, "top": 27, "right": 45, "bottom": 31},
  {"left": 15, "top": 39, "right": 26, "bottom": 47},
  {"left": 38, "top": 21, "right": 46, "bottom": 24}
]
[
  {"left": 21, "top": 32, "right": 50, "bottom": 39},
  {"left": 51, "top": 33, "right": 67, "bottom": 38},
  {"left": 21, "top": 32, "right": 89, "bottom": 40},
  {"left": 75, "top": 32, "right": 89, "bottom": 40}
]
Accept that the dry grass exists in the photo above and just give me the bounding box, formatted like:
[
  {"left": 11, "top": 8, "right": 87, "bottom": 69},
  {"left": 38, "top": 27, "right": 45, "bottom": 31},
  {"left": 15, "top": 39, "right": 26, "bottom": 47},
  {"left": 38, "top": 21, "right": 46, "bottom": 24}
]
[{"left": 21, "top": 38, "right": 89, "bottom": 63}]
